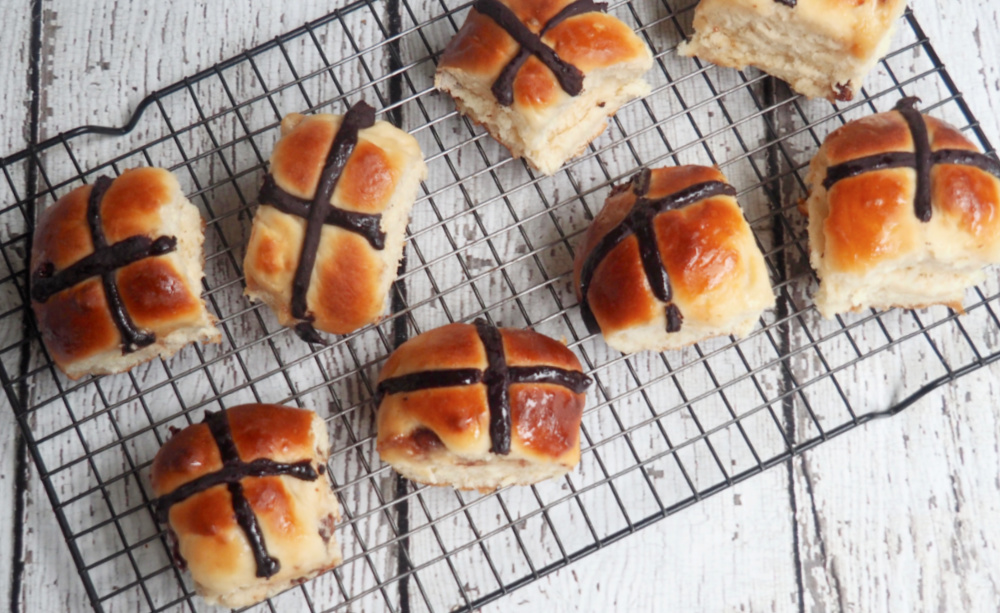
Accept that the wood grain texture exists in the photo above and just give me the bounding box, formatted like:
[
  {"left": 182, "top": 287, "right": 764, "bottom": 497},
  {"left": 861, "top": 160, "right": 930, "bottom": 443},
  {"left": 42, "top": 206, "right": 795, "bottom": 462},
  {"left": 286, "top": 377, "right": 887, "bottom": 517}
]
[
  {"left": 3, "top": 1, "right": 1000, "bottom": 612},
  {"left": 0, "top": 3, "right": 34, "bottom": 611}
]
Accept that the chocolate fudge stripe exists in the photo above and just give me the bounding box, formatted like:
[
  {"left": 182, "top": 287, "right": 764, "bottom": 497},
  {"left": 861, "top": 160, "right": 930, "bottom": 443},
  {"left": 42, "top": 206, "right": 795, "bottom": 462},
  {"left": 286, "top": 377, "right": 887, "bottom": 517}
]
[
  {"left": 152, "top": 411, "right": 320, "bottom": 579},
  {"left": 152, "top": 457, "right": 318, "bottom": 523},
  {"left": 35, "top": 175, "right": 180, "bottom": 354},
  {"left": 577, "top": 177, "right": 737, "bottom": 336},
  {"left": 204, "top": 410, "right": 280, "bottom": 578},
  {"left": 507, "top": 366, "right": 592, "bottom": 394},
  {"left": 474, "top": 0, "right": 588, "bottom": 105},
  {"left": 821, "top": 98, "right": 1000, "bottom": 223},
  {"left": 474, "top": 318, "right": 513, "bottom": 455},
  {"left": 775, "top": 0, "right": 796, "bottom": 7},
  {"left": 822, "top": 151, "right": 915, "bottom": 189},
  {"left": 84, "top": 176, "right": 157, "bottom": 353},
  {"left": 933, "top": 149, "right": 1000, "bottom": 178},
  {"left": 822, "top": 149, "right": 1000, "bottom": 191},
  {"left": 258, "top": 174, "right": 386, "bottom": 249},
  {"left": 376, "top": 320, "right": 592, "bottom": 456},
  {"left": 488, "top": 0, "right": 607, "bottom": 106},
  {"left": 895, "top": 97, "right": 934, "bottom": 222}
]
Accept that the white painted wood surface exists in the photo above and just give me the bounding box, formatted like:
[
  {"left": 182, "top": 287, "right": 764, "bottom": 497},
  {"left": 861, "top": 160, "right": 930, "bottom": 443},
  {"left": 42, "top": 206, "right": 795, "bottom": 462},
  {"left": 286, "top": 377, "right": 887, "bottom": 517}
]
[{"left": 2, "top": 1, "right": 1000, "bottom": 612}]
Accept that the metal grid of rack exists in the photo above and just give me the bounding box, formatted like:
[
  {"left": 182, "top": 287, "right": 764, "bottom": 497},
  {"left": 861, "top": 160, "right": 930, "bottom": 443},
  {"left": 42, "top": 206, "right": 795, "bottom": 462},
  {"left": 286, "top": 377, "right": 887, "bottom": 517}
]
[{"left": 2, "top": 1, "right": 999, "bottom": 611}]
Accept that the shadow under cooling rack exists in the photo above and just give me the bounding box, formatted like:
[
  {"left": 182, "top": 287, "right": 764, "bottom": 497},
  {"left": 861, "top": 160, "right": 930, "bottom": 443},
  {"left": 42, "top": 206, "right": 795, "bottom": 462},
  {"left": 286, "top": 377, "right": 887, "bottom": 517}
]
[{"left": 1, "top": 1, "right": 999, "bottom": 612}]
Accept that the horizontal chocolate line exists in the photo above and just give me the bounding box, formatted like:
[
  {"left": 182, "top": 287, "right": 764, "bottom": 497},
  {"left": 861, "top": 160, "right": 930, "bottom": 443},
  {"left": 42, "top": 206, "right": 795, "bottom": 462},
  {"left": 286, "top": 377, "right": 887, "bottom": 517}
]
[
  {"left": 822, "top": 148, "right": 1000, "bottom": 190},
  {"left": 258, "top": 174, "right": 386, "bottom": 250},
  {"left": 376, "top": 368, "right": 484, "bottom": 403},
  {"left": 31, "top": 234, "right": 177, "bottom": 303},
  {"left": 933, "top": 148, "right": 1000, "bottom": 177},
  {"left": 507, "top": 365, "right": 592, "bottom": 394},
  {"left": 154, "top": 458, "right": 318, "bottom": 523}
]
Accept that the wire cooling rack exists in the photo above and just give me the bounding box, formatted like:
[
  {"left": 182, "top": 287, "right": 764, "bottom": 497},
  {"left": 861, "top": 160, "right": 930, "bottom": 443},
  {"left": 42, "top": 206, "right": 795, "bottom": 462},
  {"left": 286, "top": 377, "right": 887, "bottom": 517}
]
[{"left": 2, "top": 1, "right": 999, "bottom": 611}]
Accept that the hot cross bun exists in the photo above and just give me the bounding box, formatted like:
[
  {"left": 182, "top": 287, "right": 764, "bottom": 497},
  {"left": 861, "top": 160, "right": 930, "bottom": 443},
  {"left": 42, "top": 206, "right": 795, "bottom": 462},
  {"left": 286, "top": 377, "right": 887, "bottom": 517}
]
[
  {"left": 151, "top": 404, "right": 341, "bottom": 608},
  {"left": 30, "top": 167, "right": 220, "bottom": 379},
  {"left": 243, "top": 100, "right": 427, "bottom": 342},
  {"left": 806, "top": 97, "right": 1000, "bottom": 317},
  {"left": 680, "top": 0, "right": 907, "bottom": 101},
  {"left": 376, "top": 319, "right": 592, "bottom": 491}
]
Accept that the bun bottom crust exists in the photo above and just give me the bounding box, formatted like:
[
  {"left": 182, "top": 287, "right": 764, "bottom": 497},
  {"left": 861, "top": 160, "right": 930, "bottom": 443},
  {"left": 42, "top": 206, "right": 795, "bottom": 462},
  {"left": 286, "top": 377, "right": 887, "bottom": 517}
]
[
  {"left": 382, "top": 447, "right": 573, "bottom": 494},
  {"left": 435, "top": 69, "right": 650, "bottom": 175},
  {"left": 679, "top": 3, "right": 900, "bottom": 101}
]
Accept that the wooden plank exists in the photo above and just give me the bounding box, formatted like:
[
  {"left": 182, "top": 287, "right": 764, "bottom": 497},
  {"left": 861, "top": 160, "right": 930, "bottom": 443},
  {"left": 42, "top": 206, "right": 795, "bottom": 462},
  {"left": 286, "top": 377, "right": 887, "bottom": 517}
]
[
  {"left": 18, "top": 2, "right": 396, "bottom": 612},
  {"left": 6, "top": 1, "right": 1000, "bottom": 612},
  {"left": 0, "top": 2, "right": 35, "bottom": 611}
]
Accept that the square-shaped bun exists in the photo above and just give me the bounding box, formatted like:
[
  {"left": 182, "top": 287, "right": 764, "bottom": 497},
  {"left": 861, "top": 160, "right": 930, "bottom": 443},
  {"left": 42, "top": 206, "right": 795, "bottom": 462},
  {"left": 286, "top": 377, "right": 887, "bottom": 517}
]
[
  {"left": 243, "top": 101, "right": 427, "bottom": 342},
  {"left": 679, "top": 0, "right": 907, "bottom": 101},
  {"left": 151, "top": 404, "right": 342, "bottom": 608},
  {"left": 806, "top": 98, "right": 1000, "bottom": 318},
  {"left": 376, "top": 320, "right": 592, "bottom": 492},
  {"left": 573, "top": 165, "right": 775, "bottom": 354},
  {"left": 434, "top": 0, "right": 653, "bottom": 175},
  {"left": 30, "top": 167, "right": 220, "bottom": 379}
]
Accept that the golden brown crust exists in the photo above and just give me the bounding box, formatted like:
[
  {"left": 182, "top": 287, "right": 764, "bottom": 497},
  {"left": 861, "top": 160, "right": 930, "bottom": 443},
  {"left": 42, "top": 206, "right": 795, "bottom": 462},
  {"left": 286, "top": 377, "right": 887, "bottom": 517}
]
[
  {"left": 500, "top": 326, "right": 582, "bottom": 370},
  {"left": 654, "top": 197, "right": 746, "bottom": 302},
  {"left": 583, "top": 237, "right": 660, "bottom": 331},
  {"left": 150, "top": 423, "right": 222, "bottom": 496},
  {"left": 510, "top": 383, "right": 581, "bottom": 459},
  {"left": 31, "top": 186, "right": 92, "bottom": 271},
  {"left": 100, "top": 167, "right": 177, "bottom": 242},
  {"left": 227, "top": 404, "right": 317, "bottom": 463},
  {"left": 376, "top": 322, "right": 587, "bottom": 474},
  {"left": 117, "top": 259, "right": 202, "bottom": 329},
  {"left": 33, "top": 278, "right": 120, "bottom": 366},
  {"left": 824, "top": 170, "right": 915, "bottom": 272},
  {"left": 822, "top": 112, "right": 913, "bottom": 162},
  {"left": 310, "top": 231, "right": 385, "bottom": 334},
  {"left": 379, "top": 322, "right": 487, "bottom": 378},
  {"left": 270, "top": 114, "right": 335, "bottom": 201}
]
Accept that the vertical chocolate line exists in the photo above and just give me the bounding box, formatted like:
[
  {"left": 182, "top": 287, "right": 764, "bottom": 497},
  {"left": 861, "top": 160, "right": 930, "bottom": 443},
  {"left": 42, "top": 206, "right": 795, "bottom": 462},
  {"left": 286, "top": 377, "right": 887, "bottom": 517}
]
[
  {"left": 473, "top": 319, "right": 512, "bottom": 455},
  {"left": 203, "top": 411, "right": 281, "bottom": 579},
  {"left": 86, "top": 175, "right": 157, "bottom": 353},
  {"left": 632, "top": 212, "right": 672, "bottom": 304},
  {"left": 895, "top": 97, "right": 934, "bottom": 223},
  {"left": 289, "top": 101, "right": 377, "bottom": 324},
  {"left": 489, "top": 0, "right": 607, "bottom": 106}
]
